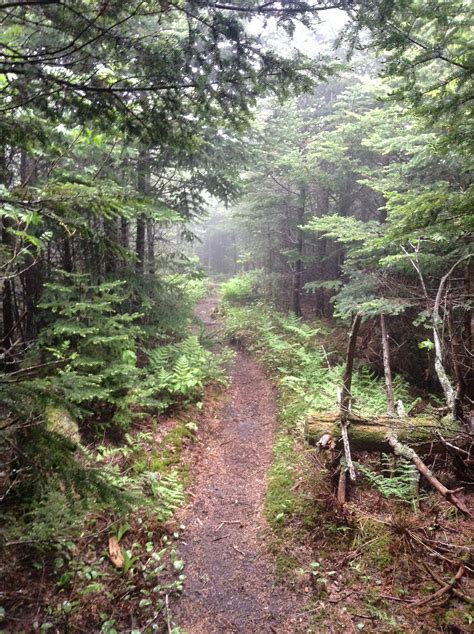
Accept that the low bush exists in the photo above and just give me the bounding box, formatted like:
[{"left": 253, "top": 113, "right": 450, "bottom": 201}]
[{"left": 221, "top": 270, "right": 262, "bottom": 304}]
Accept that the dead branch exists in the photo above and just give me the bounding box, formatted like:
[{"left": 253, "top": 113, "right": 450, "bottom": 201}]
[
  {"left": 387, "top": 433, "right": 472, "bottom": 517},
  {"left": 412, "top": 564, "right": 465, "bottom": 607},
  {"left": 422, "top": 562, "right": 474, "bottom": 605},
  {"left": 339, "top": 313, "right": 362, "bottom": 482}
]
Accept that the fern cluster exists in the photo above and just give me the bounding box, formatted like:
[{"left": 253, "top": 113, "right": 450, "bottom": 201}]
[
  {"left": 127, "top": 335, "right": 229, "bottom": 413},
  {"left": 221, "top": 270, "right": 262, "bottom": 304},
  {"left": 355, "top": 456, "right": 419, "bottom": 503}
]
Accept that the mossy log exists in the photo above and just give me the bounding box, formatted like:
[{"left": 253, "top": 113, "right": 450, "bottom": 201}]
[
  {"left": 306, "top": 412, "right": 462, "bottom": 453},
  {"left": 45, "top": 404, "right": 80, "bottom": 447}
]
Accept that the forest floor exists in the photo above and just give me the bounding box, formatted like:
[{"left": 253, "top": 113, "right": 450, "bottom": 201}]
[
  {"left": 173, "top": 292, "right": 309, "bottom": 632},
  {"left": 3, "top": 292, "right": 472, "bottom": 632}
]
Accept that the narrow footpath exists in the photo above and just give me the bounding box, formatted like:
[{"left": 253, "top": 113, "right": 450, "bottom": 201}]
[{"left": 174, "top": 294, "right": 304, "bottom": 633}]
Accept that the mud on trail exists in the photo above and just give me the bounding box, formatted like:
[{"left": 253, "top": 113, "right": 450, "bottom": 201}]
[{"left": 174, "top": 294, "right": 305, "bottom": 633}]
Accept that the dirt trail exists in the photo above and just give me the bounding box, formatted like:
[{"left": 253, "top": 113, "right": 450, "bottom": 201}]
[{"left": 174, "top": 294, "right": 303, "bottom": 633}]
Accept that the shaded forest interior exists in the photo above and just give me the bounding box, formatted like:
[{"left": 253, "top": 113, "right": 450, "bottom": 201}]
[{"left": 0, "top": 0, "right": 473, "bottom": 632}]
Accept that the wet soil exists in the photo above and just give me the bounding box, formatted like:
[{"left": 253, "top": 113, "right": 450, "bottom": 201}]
[{"left": 174, "top": 294, "right": 304, "bottom": 633}]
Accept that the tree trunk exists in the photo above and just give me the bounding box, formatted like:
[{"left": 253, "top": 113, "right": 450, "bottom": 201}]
[
  {"left": 407, "top": 249, "right": 471, "bottom": 418},
  {"left": 63, "top": 237, "right": 73, "bottom": 273},
  {"left": 340, "top": 313, "right": 362, "bottom": 416},
  {"left": 20, "top": 150, "right": 41, "bottom": 341},
  {"left": 292, "top": 185, "right": 306, "bottom": 317},
  {"left": 135, "top": 150, "right": 149, "bottom": 275},
  {"left": 104, "top": 218, "right": 118, "bottom": 275},
  {"left": 121, "top": 217, "right": 129, "bottom": 250},
  {"left": 380, "top": 313, "right": 395, "bottom": 415},
  {"left": 339, "top": 313, "right": 362, "bottom": 482},
  {"left": 431, "top": 257, "right": 472, "bottom": 418},
  {"left": 21, "top": 259, "right": 41, "bottom": 341},
  {"left": 146, "top": 218, "right": 155, "bottom": 275}
]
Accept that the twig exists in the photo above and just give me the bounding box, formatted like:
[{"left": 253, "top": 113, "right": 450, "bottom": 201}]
[
  {"left": 412, "top": 564, "right": 465, "bottom": 607},
  {"left": 422, "top": 562, "right": 474, "bottom": 604},
  {"left": 214, "top": 520, "right": 241, "bottom": 532},
  {"left": 321, "top": 344, "right": 332, "bottom": 369},
  {"left": 231, "top": 544, "right": 245, "bottom": 556},
  {"left": 165, "top": 594, "right": 172, "bottom": 634}
]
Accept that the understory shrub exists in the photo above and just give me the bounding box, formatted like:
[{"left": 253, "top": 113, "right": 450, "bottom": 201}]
[
  {"left": 221, "top": 270, "right": 262, "bottom": 304},
  {"left": 0, "top": 274, "right": 223, "bottom": 551}
]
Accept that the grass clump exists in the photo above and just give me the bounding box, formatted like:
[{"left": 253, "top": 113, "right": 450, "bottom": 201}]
[{"left": 352, "top": 514, "right": 393, "bottom": 569}]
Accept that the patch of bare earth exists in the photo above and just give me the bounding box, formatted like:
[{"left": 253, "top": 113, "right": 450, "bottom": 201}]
[{"left": 173, "top": 297, "right": 306, "bottom": 633}]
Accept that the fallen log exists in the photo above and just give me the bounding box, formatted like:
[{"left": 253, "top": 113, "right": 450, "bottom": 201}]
[{"left": 306, "top": 412, "right": 463, "bottom": 453}]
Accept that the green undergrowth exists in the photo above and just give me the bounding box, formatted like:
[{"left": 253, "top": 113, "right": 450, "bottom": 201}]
[
  {"left": 223, "top": 302, "right": 417, "bottom": 581},
  {"left": 1, "top": 409, "right": 205, "bottom": 632},
  {"left": 221, "top": 270, "right": 262, "bottom": 304},
  {"left": 264, "top": 420, "right": 317, "bottom": 580},
  {"left": 1, "top": 278, "right": 227, "bottom": 632},
  {"left": 224, "top": 303, "right": 416, "bottom": 427}
]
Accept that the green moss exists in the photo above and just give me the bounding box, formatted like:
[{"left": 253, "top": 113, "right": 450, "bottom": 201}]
[
  {"left": 132, "top": 423, "right": 192, "bottom": 468},
  {"left": 353, "top": 516, "right": 393, "bottom": 569},
  {"left": 45, "top": 404, "right": 80, "bottom": 447},
  {"left": 265, "top": 431, "right": 300, "bottom": 530}
]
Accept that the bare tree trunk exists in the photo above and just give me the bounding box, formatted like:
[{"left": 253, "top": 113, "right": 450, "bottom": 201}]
[
  {"left": 104, "top": 219, "right": 118, "bottom": 275},
  {"left": 146, "top": 218, "right": 155, "bottom": 275},
  {"left": 121, "top": 217, "right": 129, "bottom": 250},
  {"left": 21, "top": 259, "right": 41, "bottom": 341},
  {"left": 380, "top": 313, "right": 395, "bottom": 415},
  {"left": 341, "top": 313, "right": 362, "bottom": 416},
  {"left": 63, "top": 237, "right": 73, "bottom": 273},
  {"left": 431, "top": 257, "right": 471, "bottom": 417},
  {"left": 339, "top": 313, "right": 362, "bottom": 482},
  {"left": 19, "top": 150, "right": 41, "bottom": 341},
  {"left": 403, "top": 247, "right": 471, "bottom": 418},
  {"left": 292, "top": 185, "right": 306, "bottom": 317},
  {"left": 464, "top": 259, "right": 474, "bottom": 405},
  {"left": 135, "top": 150, "right": 149, "bottom": 275}
]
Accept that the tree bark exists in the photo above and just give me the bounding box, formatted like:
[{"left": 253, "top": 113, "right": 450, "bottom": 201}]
[
  {"left": 146, "top": 218, "right": 155, "bottom": 275},
  {"left": 306, "top": 412, "right": 461, "bottom": 453},
  {"left": 19, "top": 151, "right": 41, "bottom": 341},
  {"left": 339, "top": 313, "right": 362, "bottom": 481},
  {"left": 341, "top": 313, "right": 362, "bottom": 416},
  {"left": 121, "top": 217, "right": 129, "bottom": 250},
  {"left": 135, "top": 150, "right": 149, "bottom": 275},
  {"left": 380, "top": 313, "right": 395, "bottom": 415},
  {"left": 405, "top": 247, "right": 471, "bottom": 418}
]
